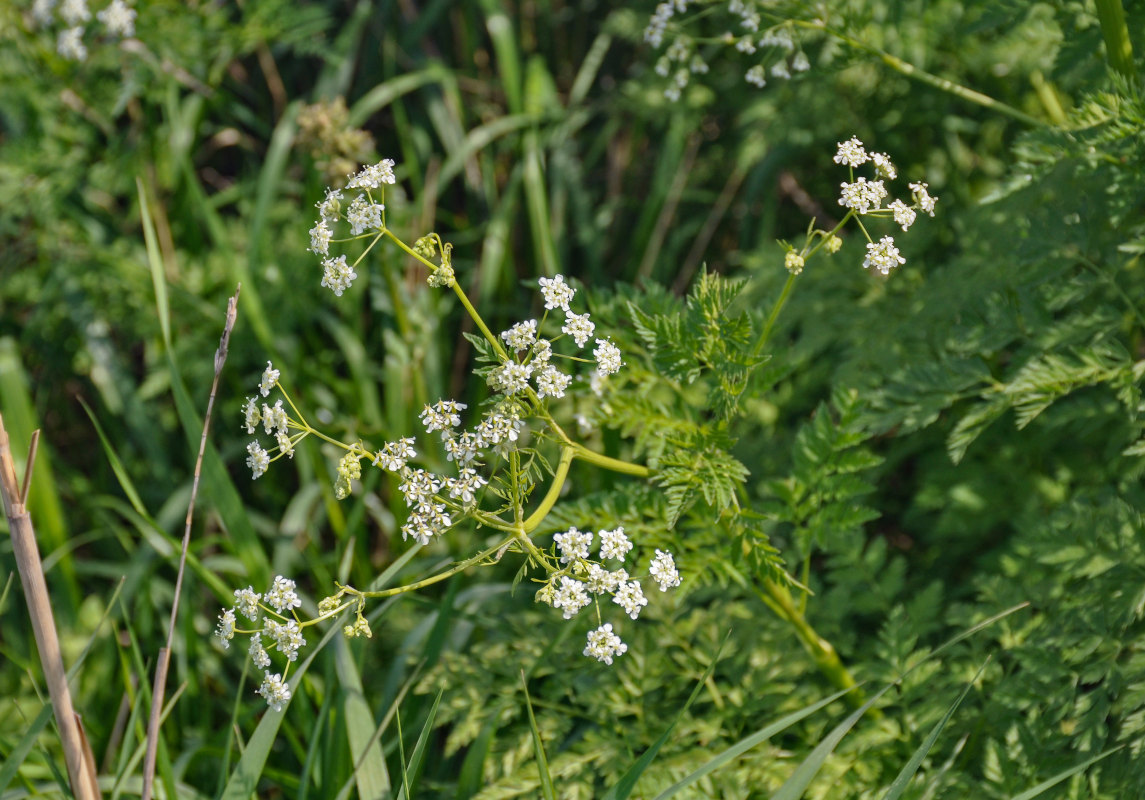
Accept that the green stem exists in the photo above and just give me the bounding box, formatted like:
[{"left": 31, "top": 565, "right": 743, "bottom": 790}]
[
  {"left": 524, "top": 447, "right": 575, "bottom": 532},
  {"left": 754, "top": 272, "right": 797, "bottom": 358},
  {"left": 760, "top": 577, "right": 865, "bottom": 707},
  {"left": 359, "top": 535, "right": 514, "bottom": 599},
  {"left": 789, "top": 20, "right": 1046, "bottom": 127},
  {"left": 1094, "top": 0, "right": 1138, "bottom": 80},
  {"left": 570, "top": 443, "right": 650, "bottom": 478}
]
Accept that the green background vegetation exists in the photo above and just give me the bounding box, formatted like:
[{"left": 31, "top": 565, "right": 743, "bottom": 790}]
[{"left": 2, "top": 0, "right": 1144, "bottom": 797}]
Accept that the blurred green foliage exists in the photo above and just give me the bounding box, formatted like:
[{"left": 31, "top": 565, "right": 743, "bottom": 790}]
[{"left": 1, "top": 0, "right": 1144, "bottom": 797}]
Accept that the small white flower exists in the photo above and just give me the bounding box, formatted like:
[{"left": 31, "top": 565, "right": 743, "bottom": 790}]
[
  {"left": 276, "top": 431, "right": 294, "bottom": 459},
  {"left": 246, "top": 441, "right": 269, "bottom": 479},
  {"left": 554, "top": 526, "right": 593, "bottom": 564},
  {"left": 347, "top": 159, "right": 396, "bottom": 190},
  {"left": 242, "top": 396, "right": 261, "bottom": 434},
  {"left": 398, "top": 468, "right": 443, "bottom": 507},
  {"left": 259, "top": 361, "right": 279, "bottom": 397},
  {"left": 31, "top": 0, "right": 56, "bottom": 27},
  {"left": 870, "top": 152, "right": 897, "bottom": 180},
  {"left": 792, "top": 51, "right": 811, "bottom": 71},
  {"left": 474, "top": 410, "right": 523, "bottom": 447},
  {"left": 234, "top": 587, "right": 262, "bottom": 621},
  {"left": 264, "top": 618, "right": 305, "bottom": 661},
  {"left": 584, "top": 623, "right": 627, "bottom": 665},
  {"left": 346, "top": 194, "right": 383, "bottom": 236},
  {"left": 531, "top": 338, "right": 553, "bottom": 365},
  {"left": 745, "top": 65, "right": 767, "bottom": 88},
  {"left": 257, "top": 672, "right": 292, "bottom": 712},
  {"left": 489, "top": 362, "right": 533, "bottom": 395},
  {"left": 650, "top": 549, "right": 681, "bottom": 592},
  {"left": 446, "top": 467, "right": 487, "bottom": 504},
  {"left": 265, "top": 576, "right": 301, "bottom": 614},
  {"left": 551, "top": 576, "right": 590, "bottom": 619},
  {"left": 863, "top": 235, "right": 906, "bottom": 275},
  {"left": 613, "top": 580, "right": 649, "bottom": 620},
  {"left": 58, "top": 0, "right": 90, "bottom": 25},
  {"left": 770, "top": 61, "right": 791, "bottom": 80},
  {"left": 838, "top": 177, "right": 887, "bottom": 215},
  {"left": 535, "top": 364, "right": 571, "bottom": 399},
  {"left": 442, "top": 431, "right": 481, "bottom": 465},
  {"left": 373, "top": 438, "right": 417, "bottom": 471},
  {"left": 593, "top": 338, "right": 623, "bottom": 376},
  {"left": 735, "top": 37, "right": 756, "bottom": 54},
  {"left": 585, "top": 564, "right": 627, "bottom": 594},
  {"left": 833, "top": 137, "right": 868, "bottom": 167},
  {"left": 909, "top": 181, "right": 938, "bottom": 216},
  {"left": 316, "top": 188, "right": 343, "bottom": 223},
  {"left": 96, "top": 0, "right": 135, "bottom": 37},
  {"left": 500, "top": 320, "right": 538, "bottom": 351},
  {"left": 574, "top": 413, "right": 594, "bottom": 435},
  {"left": 308, "top": 220, "right": 332, "bottom": 256},
  {"left": 215, "top": 608, "right": 236, "bottom": 647},
  {"left": 598, "top": 527, "right": 632, "bottom": 561},
  {"left": 538, "top": 275, "right": 575, "bottom": 310},
  {"left": 889, "top": 199, "right": 916, "bottom": 231},
  {"left": 249, "top": 634, "right": 272, "bottom": 669},
  {"left": 56, "top": 27, "right": 87, "bottom": 61},
  {"left": 562, "top": 311, "right": 595, "bottom": 348},
  {"left": 261, "top": 399, "right": 288, "bottom": 436},
  {"left": 420, "top": 399, "right": 466, "bottom": 433}
]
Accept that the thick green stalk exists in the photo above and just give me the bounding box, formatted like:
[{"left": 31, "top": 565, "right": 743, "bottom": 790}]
[
  {"left": 524, "top": 447, "right": 575, "bottom": 532},
  {"left": 1095, "top": 0, "right": 1138, "bottom": 80}
]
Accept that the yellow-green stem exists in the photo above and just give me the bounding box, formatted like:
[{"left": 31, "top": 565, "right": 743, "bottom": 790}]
[
  {"left": 570, "top": 443, "right": 650, "bottom": 477},
  {"left": 359, "top": 535, "right": 514, "bottom": 599},
  {"left": 1094, "top": 0, "right": 1137, "bottom": 80},
  {"left": 524, "top": 447, "right": 575, "bottom": 532}
]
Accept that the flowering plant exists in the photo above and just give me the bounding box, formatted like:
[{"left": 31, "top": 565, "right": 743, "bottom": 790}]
[{"left": 219, "top": 138, "right": 935, "bottom": 711}]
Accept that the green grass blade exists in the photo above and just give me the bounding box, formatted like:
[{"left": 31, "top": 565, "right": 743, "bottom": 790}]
[
  {"left": 880, "top": 659, "right": 991, "bottom": 800},
  {"left": 395, "top": 687, "right": 443, "bottom": 800},
  {"left": 478, "top": 0, "right": 523, "bottom": 114},
  {"left": 334, "top": 635, "right": 391, "bottom": 799},
  {"left": 569, "top": 32, "right": 612, "bottom": 105},
  {"left": 1008, "top": 746, "right": 1125, "bottom": 800},
  {"left": 219, "top": 620, "right": 342, "bottom": 800},
  {"left": 521, "top": 672, "right": 557, "bottom": 800},
  {"left": 771, "top": 685, "right": 894, "bottom": 800},
  {"left": 604, "top": 635, "right": 729, "bottom": 800},
  {"left": 136, "top": 177, "right": 171, "bottom": 350},
  {"left": 348, "top": 67, "right": 450, "bottom": 129},
  {"left": 653, "top": 685, "right": 859, "bottom": 800}
]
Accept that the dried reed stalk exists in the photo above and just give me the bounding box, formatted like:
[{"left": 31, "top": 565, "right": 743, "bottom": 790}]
[
  {"left": 0, "top": 422, "right": 101, "bottom": 799},
  {"left": 140, "top": 285, "right": 240, "bottom": 800}
]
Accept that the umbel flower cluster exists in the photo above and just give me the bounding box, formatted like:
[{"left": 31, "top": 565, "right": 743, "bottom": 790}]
[
  {"left": 645, "top": 0, "right": 811, "bottom": 100},
  {"left": 778, "top": 137, "right": 938, "bottom": 281},
  {"left": 28, "top": 0, "right": 136, "bottom": 61},
  {"left": 223, "top": 158, "right": 683, "bottom": 709}
]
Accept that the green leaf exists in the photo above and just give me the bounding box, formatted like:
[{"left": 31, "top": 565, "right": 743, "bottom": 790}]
[{"left": 521, "top": 672, "right": 557, "bottom": 800}]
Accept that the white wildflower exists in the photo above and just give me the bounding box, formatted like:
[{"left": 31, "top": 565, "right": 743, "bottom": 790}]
[
  {"left": 745, "top": 65, "right": 767, "bottom": 88},
  {"left": 598, "top": 527, "right": 632, "bottom": 561},
  {"left": 889, "top": 199, "right": 916, "bottom": 231},
  {"left": 420, "top": 399, "right": 466, "bottom": 432},
  {"left": 554, "top": 526, "right": 593, "bottom": 564},
  {"left": 265, "top": 576, "right": 301, "bottom": 614},
  {"left": 562, "top": 311, "right": 595, "bottom": 348},
  {"left": 257, "top": 672, "right": 291, "bottom": 712},
  {"left": 261, "top": 399, "right": 288, "bottom": 436},
  {"left": 863, "top": 235, "right": 906, "bottom": 275},
  {"left": 346, "top": 194, "right": 383, "bottom": 236},
  {"left": 234, "top": 587, "right": 261, "bottom": 621},
  {"left": 246, "top": 441, "right": 269, "bottom": 479},
  {"left": 909, "top": 181, "right": 938, "bottom": 215},
  {"left": 535, "top": 364, "right": 571, "bottom": 399},
  {"left": 264, "top": 618, "right": 305, "bottom": 661},
  {"left": 32, "top": 0, "right": 55, "bottom": 27},
  {"left": 58, "top": 0, "right": 89, "bottom": 24},
  {"left": 584, "top": 623, "right": 627, "bottom": 665},
  {"left": 308, "top": 220, "right": 332, "bottom": 256},
  {"left": 242, "top": 397, "right": 261, "bottom": 434},
  {"left": 347, "top": 159, "right": 396, "bottom": 190},
  {"left": 539, "top": 274, "right": 575, "bottom": 310},
  {"left": 446, "top": 468, "right": 487, "bottom": 504},
  {"left": 373, "top": 438, "right": 417, "bottom": 471},
  {"left": 593, "top": 338, "right": 623, "bottom": 376},
  {"left": 551, "top": 576, "right": 590, "bottom": 619},
  {"left": 613, "top": 580, "right": 649, "bottom": 620},
  {"left": 56, "top": 27, "right": 87, "bottom": 61},
  {"left": 792, "top": 51, "right": 811, "bottom": 71},
  {"left": 96, "top": 0, "right": 135, "bottom": 37},
  {"left": 870, "top": 152, "right": 897, "bottom": 180},
  {"left": 838, "top": 177, "right": 887, "bottom": 214},
  {"left": 833, "top": 137, "right": 868, "bottom": 167},
  {"left": 249, "top": 634, "right": 271, "bottom": 669},
  {"left": 442, "top": 431, "right": 481, "bottom": 465},
  {"left": 649, "top": 549, "right": 681, "bottom": 591},
  {"left": 771, "top": 61, "right": 791, "bottom": 80},
  {"left": 500, "top": 320, "right": 538, "bottom": 351},
  {"left": 215, "top": 608, "right": 236, "bottom": 647},
  {"left": 317, "top": 188, "right": 342, "bottom": 223},
  {"left": 489, "top": 362, "right": 532, "bottom": 395},
  {"left": 259, "top": 361, "right": 279, "bottom": 397}
]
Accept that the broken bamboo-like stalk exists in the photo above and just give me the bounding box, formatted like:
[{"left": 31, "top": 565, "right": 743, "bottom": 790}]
[{"left": 0, "top": 416, "right": 102, "bottom": 800}]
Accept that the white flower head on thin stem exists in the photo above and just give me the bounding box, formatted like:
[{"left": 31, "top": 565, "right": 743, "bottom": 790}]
[
  {"left": 593, "top": 338, "right": 623, "bottom": 377},
  {"left": 59, "top": 0, "right": 90, "bottom": 24},
  {"left": 249, "top": 634, "right": 271, "bottom": 669},
  {"left": 246, "top": 441, "right": 269, "bottom": 479},
  {"left": 261, "top": 399, "right": 288, "bottom": 436},
  {"left": 584, "top": 623, "right": 627, "bottom": 664},
  {"left": 833, "top": 137, "right": 868, "bottom": 167},
  {"left": 500, "top": 320, "right": 537, "bottom": 351},
  {"left": 551, "top": 576, "right": 590, "bottom": 619},
  {"left": 346, "top": 194, "right": 383, "bottom": 236},
  {"left": 264, "top": 618, "right": 305, "bottom": 661},
  {"left": 57, "top": 27, "right": 87, "bottom": 61},
  {"left": 242, "top": 397, "right": 261, "bottom": 434},
  {"left": 234, "top": 587, "right": 261, "bottom": 621},
  {"left": 420, "top": 400, "right": 466, "bottom": 433},
  {"left": 347, "top": 159, "right": 396, "bottom": 190},
  {"left": 909, "top": 182, "right": 938, "bottom": 216},
  {"left": 97, "top": 0, "right": 135, "bottom": 37},
  {"left": 489, "top": 362, "right": 532, "bottom": 395},
  {"left": 650, "top": 549, "right": 681, "bottom": 592},
  {"left": 257, "top": 673, "right": 291, "bottom": 712},
  {"left": 317, "top": 188, "right": 343, "bottom": 223},
  {"left": 373, "top": 438, "right": 417, "bottom": 471},
  {"left": 539, "top": 275, "right": 575, "bottom": 310},
  {"left": 215, "top": 608, "right": 236, "bottom": 648},
  {"left": 535, "top": 364, "right": 571, "bottom": 399},
  {"left": 32, "top": 0, "right": 55, "bottom": 27},
  {"left": 309, "top": 220, "right": 332, "bottom": 256},
  {"left": 838, "top": 178, "right": 887, "bottom": 215},
  {"left": 562, "top": 311, "right": 595, "bottom": 348},
  {"left": 554, "top": 526, "right": 593, "bottom": 564},
  {"left": 863, "top": 235, "right": 906, "bottom": 275},
  {"left": 598, "top": 527, "right": 632, "bottom": 561},
  {"left": 870, "top": 152, "right": 897, "bottom": 180},
  {"left": 265, "top": 576, "right": 301, "bottom": 614},
  {"left": 613, "top": 580, "right": 649, "bottom": 620},
  {"left": 889, "top": 199, "right": 916, "bottom": 232},
  {"left": 259, "top": 361, "right": 279, "bottom": 397}
]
